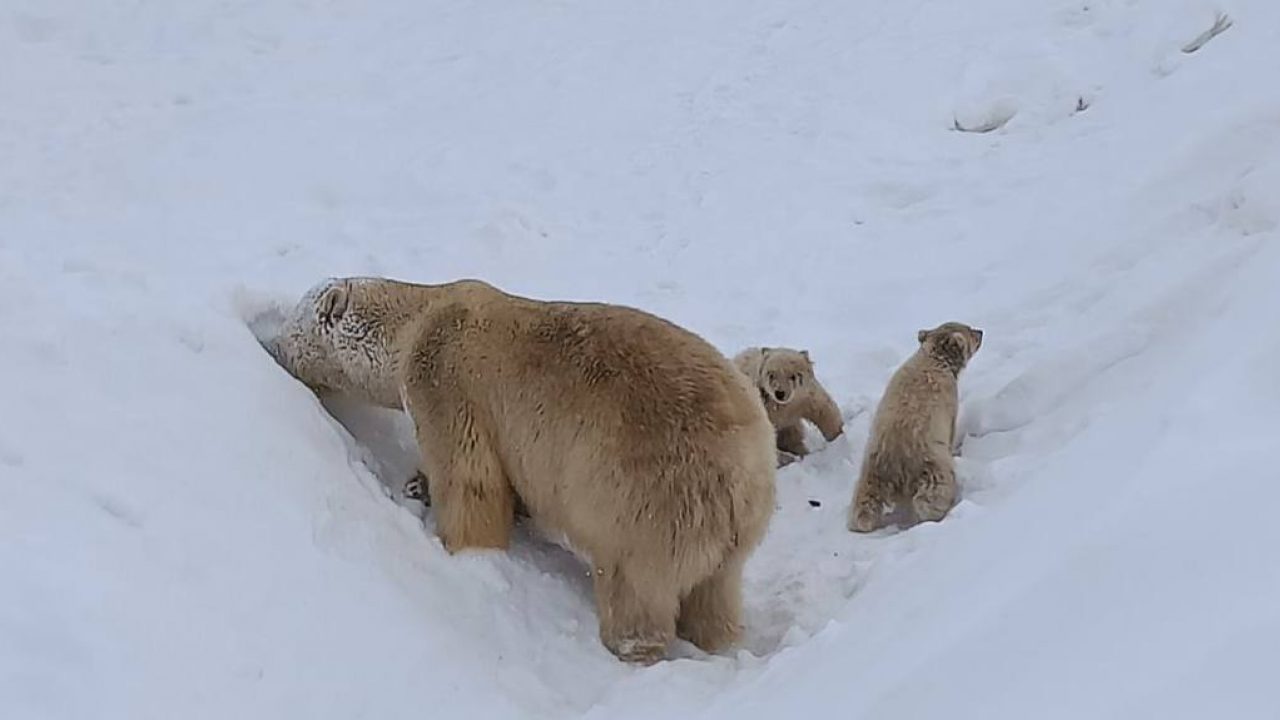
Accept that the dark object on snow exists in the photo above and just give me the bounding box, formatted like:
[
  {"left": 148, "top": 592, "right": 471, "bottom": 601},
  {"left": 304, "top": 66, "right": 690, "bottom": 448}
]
[
  {"left": 808, "top": 499, "right": 821, "bottom": 508},
  {"left": 404, "top": 471, "right": 531, "bottom": 517},
  {"left": 404, "top": 471, "right": 430, "bottom": 505},
  {"left": 1182, "top": 13, "right": 1232, "bottom": 54},
  {"left": 952, "top": 112, "right": 1013, "bottom": 134}
]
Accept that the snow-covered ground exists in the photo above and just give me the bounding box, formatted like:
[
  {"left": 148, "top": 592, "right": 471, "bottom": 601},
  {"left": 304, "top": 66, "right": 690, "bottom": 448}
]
[{"left": 3, "top": 0, "right": 1279, "bottom": 717}]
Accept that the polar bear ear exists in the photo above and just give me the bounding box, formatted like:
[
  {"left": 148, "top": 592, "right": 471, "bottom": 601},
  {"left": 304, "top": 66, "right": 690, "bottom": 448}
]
[
  {"left": 917, "top": 329, "right": 929, "bottom": 344},
  {"left": 800, "top": 349, "right": 811, "bottom": 363},
  {"left": 317, "top": 283, "right": 350, "bottom": 326}
]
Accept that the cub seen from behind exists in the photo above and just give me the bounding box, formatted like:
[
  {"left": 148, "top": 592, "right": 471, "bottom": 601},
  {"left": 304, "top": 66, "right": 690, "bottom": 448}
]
[{"left": 848, "top": 322, "right": 982, "bottom": 533}]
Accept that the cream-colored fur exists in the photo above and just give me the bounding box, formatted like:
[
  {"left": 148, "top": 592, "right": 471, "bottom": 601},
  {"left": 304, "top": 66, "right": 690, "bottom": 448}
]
[
  {"left": 272, "top": 277, "right": 777, "bottom": 664},
  {"left": 847, "top": 322, "right": 983, "bottom": 533},
  {"left": 733, "top": 347, "right": 843, "bottom": 466}
]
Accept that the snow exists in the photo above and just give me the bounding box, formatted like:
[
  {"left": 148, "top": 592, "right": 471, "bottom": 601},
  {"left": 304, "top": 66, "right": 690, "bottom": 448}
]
[{"left": 3, "top": 0, "right": 1279, "bottom": 718}]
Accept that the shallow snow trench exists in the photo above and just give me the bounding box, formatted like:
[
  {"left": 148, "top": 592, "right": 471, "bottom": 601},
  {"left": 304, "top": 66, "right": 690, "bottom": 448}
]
[{"left": 247, "top": 296, "right": 880, "bottom": 694}]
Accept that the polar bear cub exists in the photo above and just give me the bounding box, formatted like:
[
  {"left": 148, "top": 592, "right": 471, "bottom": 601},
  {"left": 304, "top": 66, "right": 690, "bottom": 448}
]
[
  {"left": 733, "top": 347, "right": 844, "bottom": 466},
  {"left": 848, "top": 322, "right": 982, "bottom": 532}
]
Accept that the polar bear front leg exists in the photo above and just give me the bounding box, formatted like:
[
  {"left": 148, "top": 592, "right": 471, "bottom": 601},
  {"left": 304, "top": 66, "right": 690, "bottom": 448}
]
[
  {"left": 805, "top": 387, "right": 845, "bottom": 442},
  {"left": 776, "top": 423, "right": 808, "bottom": 457},
  {"left": 412, "top": 405, "right": 514, "bottom": 553}
]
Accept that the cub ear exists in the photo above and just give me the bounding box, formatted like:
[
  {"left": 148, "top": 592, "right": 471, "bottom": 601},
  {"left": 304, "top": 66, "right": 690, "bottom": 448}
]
[
  {"left": 800, "top": 349, "right": 811, "bottom": 361},
  {"left": 917, "top": 329, "right": 929, "bottom": 344}
]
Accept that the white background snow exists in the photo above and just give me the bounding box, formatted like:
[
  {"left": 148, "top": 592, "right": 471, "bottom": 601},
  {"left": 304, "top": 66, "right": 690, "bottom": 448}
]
[{"left": 3, "top": 0, "right": 1279, "bottom": 718}]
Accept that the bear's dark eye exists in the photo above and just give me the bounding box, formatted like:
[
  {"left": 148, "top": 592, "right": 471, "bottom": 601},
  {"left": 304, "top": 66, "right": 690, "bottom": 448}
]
[
  {"left": 791, "top": 374, "right": 801, "bottom": 385},
  {"left": 767, "top": 372, "right": 776, "bottom": 382}
]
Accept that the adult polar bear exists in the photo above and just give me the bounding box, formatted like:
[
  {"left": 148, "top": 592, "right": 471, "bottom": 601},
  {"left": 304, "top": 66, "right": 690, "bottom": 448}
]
[{"left": 269, "top": 276, "right": 777, "bottom": 664}]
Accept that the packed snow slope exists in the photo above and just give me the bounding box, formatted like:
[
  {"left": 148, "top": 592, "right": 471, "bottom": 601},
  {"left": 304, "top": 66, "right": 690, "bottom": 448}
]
[{"left": 3, "top": 0, "right": 1279, "bottom": 718}]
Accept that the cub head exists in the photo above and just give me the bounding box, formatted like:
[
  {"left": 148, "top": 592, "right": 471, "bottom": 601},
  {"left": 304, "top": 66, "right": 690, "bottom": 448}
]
[
  {"left": 917, "top": 322, "right": 983, "bottom": 372},
  {"left": 757, "top": 348, "right": 814, "bottom": 405}
]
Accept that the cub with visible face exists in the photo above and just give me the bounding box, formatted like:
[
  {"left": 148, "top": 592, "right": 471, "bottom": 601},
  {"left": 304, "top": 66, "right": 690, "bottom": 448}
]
[
  {"left": 733, "top": 347, "right": 844, "bottom": 467},
  {"left": 848, "top": 322, "right": 983, "bottom": 532}
]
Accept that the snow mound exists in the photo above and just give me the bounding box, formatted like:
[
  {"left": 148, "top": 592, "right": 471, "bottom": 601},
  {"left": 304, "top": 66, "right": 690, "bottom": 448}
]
[{"left": 951, "top": 42, "right": 1085, "bottom": 133}]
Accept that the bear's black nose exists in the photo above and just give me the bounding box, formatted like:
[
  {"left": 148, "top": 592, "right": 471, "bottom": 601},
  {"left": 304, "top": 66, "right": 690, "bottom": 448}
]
[{"left": 774, "top": 390, "right": 786, "bottom": 401}]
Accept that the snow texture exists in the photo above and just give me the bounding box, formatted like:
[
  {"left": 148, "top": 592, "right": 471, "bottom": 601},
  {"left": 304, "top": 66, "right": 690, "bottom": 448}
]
[{"left": 2, "top": 0, "right": 1278, "bottom": 718}]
